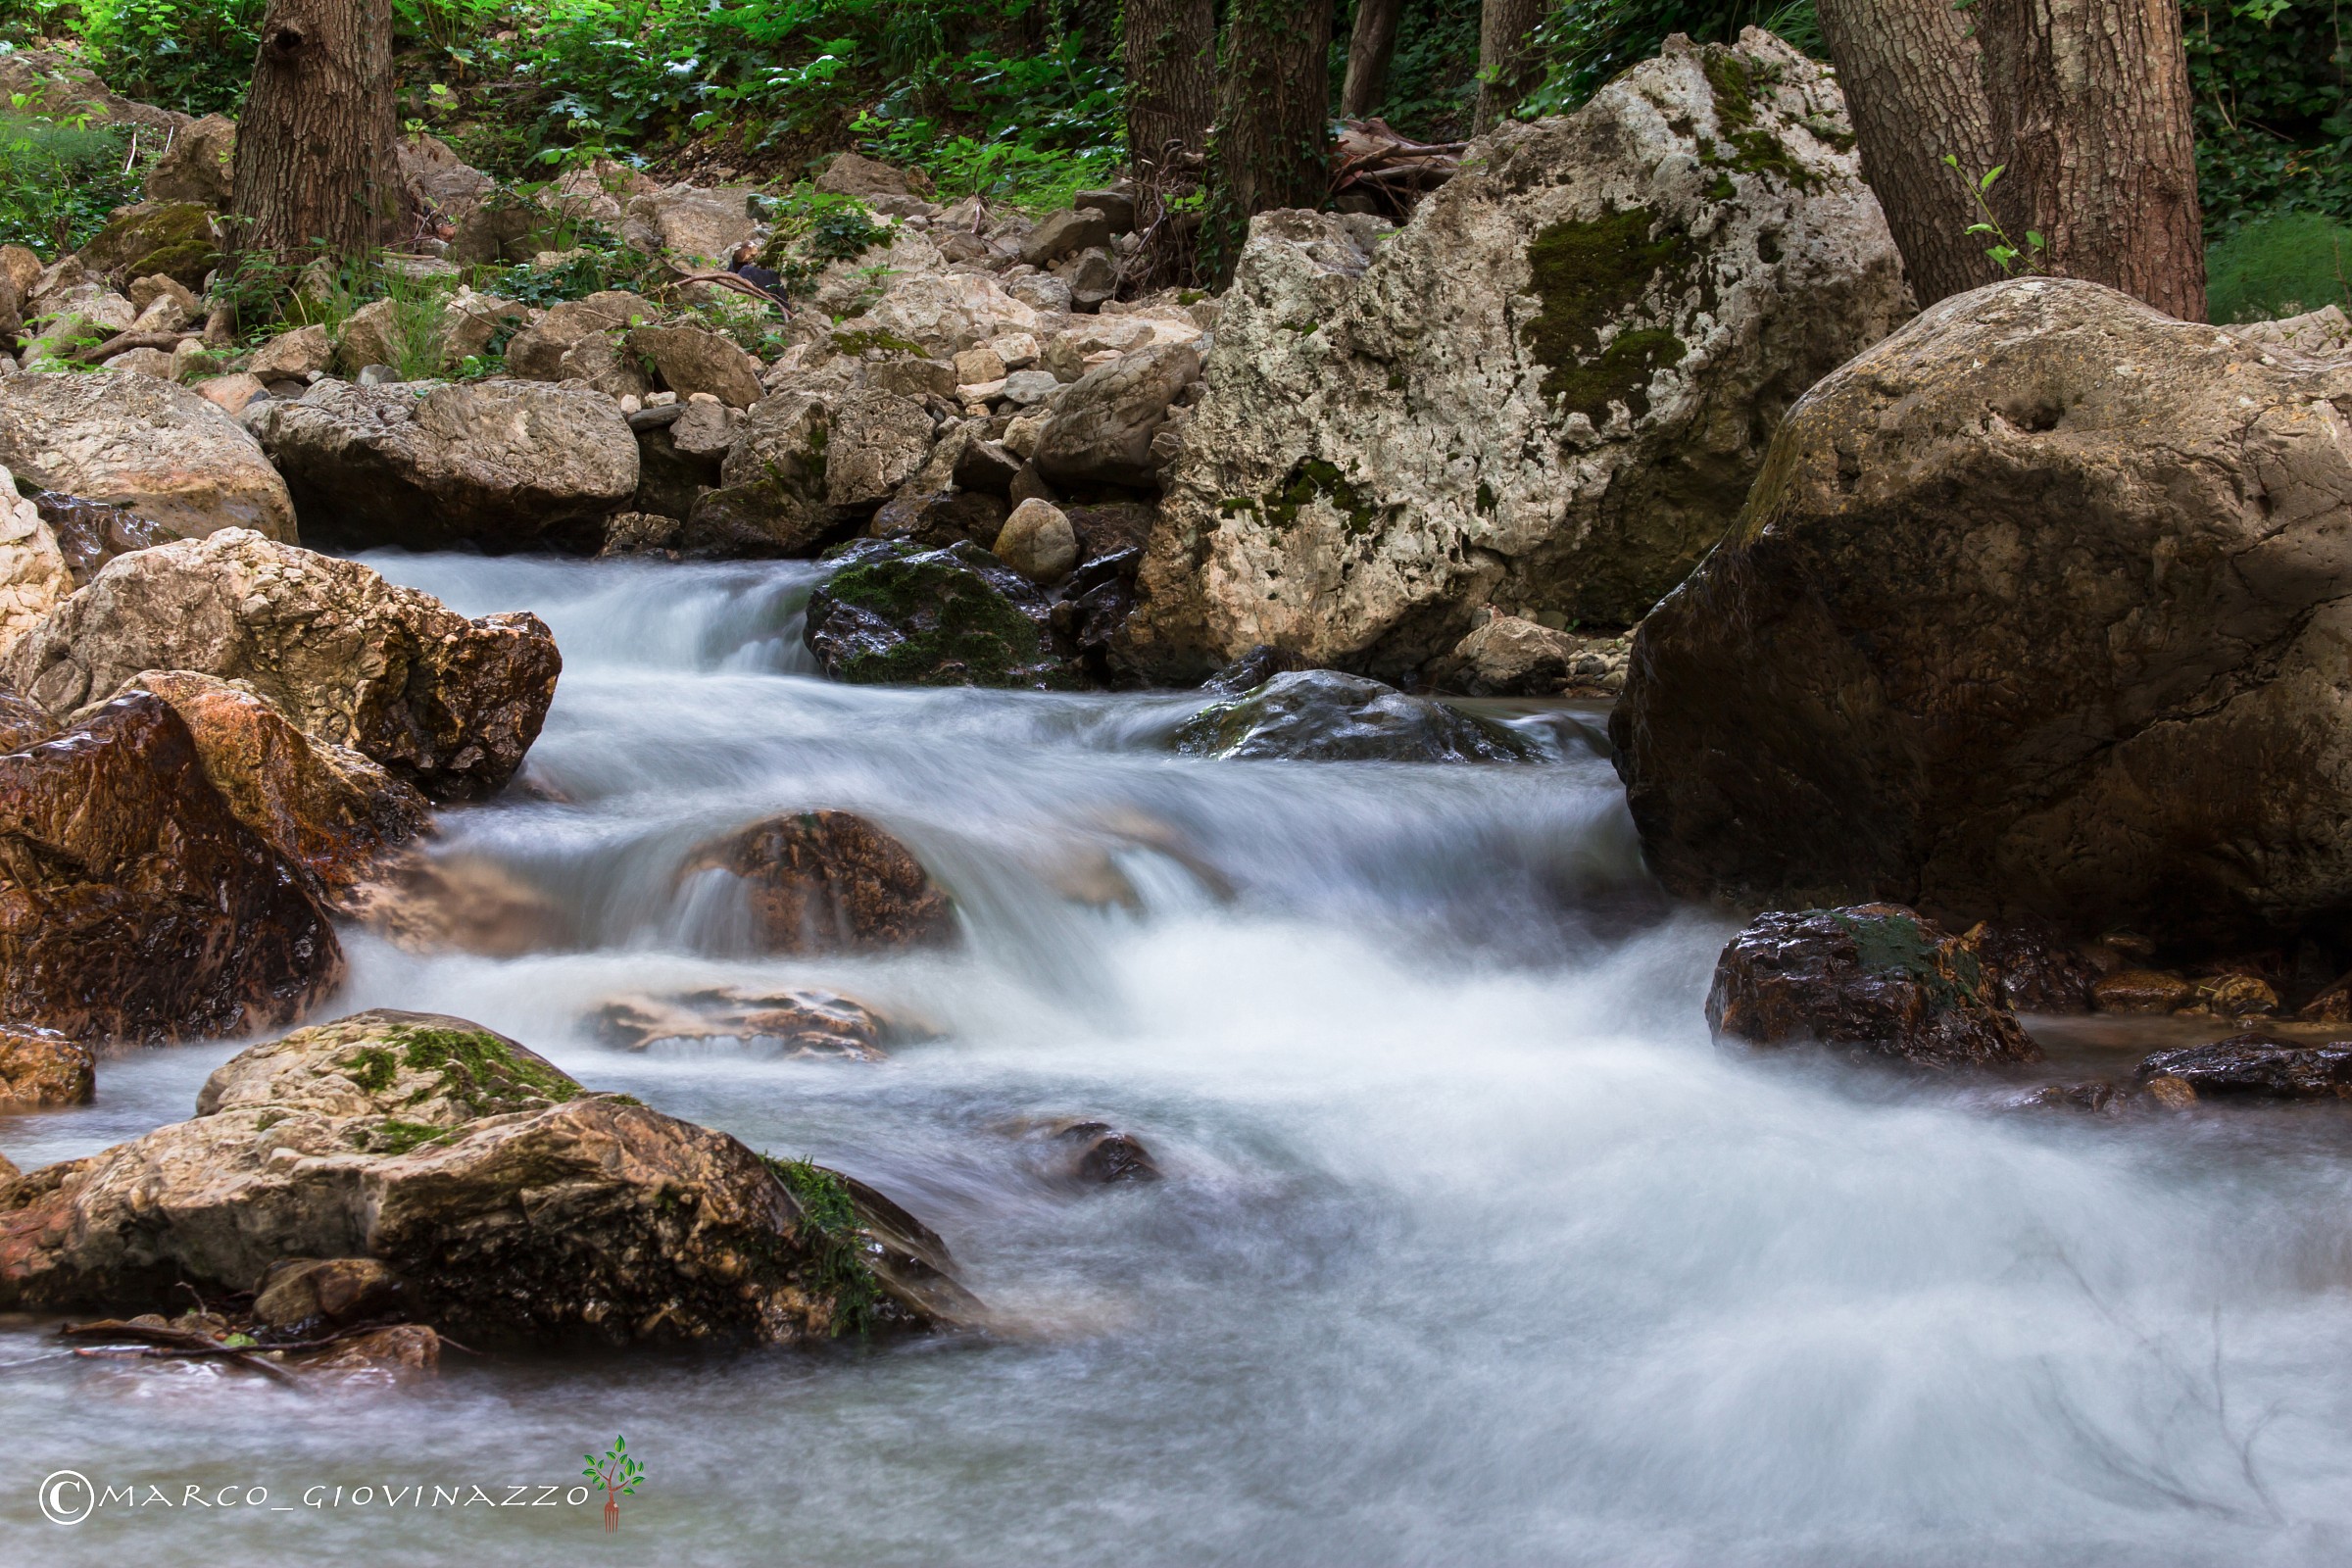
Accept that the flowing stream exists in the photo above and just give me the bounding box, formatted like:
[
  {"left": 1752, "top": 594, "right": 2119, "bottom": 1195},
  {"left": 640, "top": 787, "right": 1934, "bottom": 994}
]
[{"left": 10, "top": 555, "right": 2352, "bottom": 1564}]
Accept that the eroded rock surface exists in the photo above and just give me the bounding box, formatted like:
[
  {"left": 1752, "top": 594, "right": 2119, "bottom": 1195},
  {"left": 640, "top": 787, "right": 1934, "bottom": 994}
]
[
  {"left": 0, "top": 371, "right": 296, "bottom": 541},
  {"left": 1117, "top": 29, "right": 1906, "bottom": 681},
  {"left": 1614, "top": 279, "right": 2352, "bottom": 949}
]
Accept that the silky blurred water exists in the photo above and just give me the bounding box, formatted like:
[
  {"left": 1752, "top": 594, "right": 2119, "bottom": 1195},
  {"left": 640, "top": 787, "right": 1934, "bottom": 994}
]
[{"left": 7, "top": 555, "right": 2352, "bottom": 1566}]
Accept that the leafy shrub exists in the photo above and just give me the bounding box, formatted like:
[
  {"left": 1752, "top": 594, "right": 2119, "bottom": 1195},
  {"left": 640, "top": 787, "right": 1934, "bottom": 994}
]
[
  {"left": 0, "top": 110, "right": 138, "bottom": 253},
  {"left": 2187, "top": 1, "right": 2352, "bottom": 233},
  {"left": 2206, "top": 208, "right": 2352, "bottom": 321},
  {"left": 80, "top": 0, "right": 264, "bottom": 117}
]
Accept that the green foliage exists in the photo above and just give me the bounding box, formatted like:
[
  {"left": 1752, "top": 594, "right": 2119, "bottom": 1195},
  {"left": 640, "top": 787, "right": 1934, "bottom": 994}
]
[
  {"left": 0, "top": 109, "right": 137, "bottom": 254},
  {"left": 1351, "top": 0, "right": 1482, "bottom": 141},
  {"left": 2206, "top": 208, "right": 2352, "bottom": 320},
  {"left": 1944, "top": 157, "right": 2047, "bottom": 276},
  {"left": 585, "top": 1436, "right": 646, "bottom": 1496},
  {"left": 2187, "top": 1, "right": 2352, "bottom": 233},
  {"left": 762, "top": 1154, "right": 880, "bottom": 1338},
  {"left": 80, "top": 0, "right": 264, "bottom": 117}
]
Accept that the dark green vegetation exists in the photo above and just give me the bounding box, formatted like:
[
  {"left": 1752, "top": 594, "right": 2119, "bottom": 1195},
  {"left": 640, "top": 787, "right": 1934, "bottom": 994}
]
[
  {"left": 1827, "top": 906, "right": 1988, "bottom": 1013},
  {"left": 805, "top": 539, "right": 1083, "bottom": 690},
  {"left": 1222, "top": 458, "right": 1387, "bottom": 535},
  {"left": 763, "top": 1154, "right": 881, "bottom": 1338},
  {"left": 340, "top": 1022, "right": 583, "bottom": 1117},
  {"left": 1523, "top": 206, "right": 1693, "bottom": 423},
  {"left": 0, "top": 111, "right": 138, "bottom": 253}
]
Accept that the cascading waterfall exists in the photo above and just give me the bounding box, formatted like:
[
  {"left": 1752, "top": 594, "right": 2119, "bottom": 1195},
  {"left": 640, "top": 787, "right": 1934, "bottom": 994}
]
[{"left": 10, "top": 554, "right": 2352, "bottom": 1566}]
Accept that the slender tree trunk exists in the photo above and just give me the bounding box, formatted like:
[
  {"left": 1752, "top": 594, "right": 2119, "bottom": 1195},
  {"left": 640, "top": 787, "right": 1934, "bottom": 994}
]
[
  {"left": 1814, "top": 0, "right": 2002, "bottom": 307},
  {"left": 1975, "top": 0, "right": 2206, "bottom": 320},
  {"left": 1201, "top": 0, "right": 1336, "bottom": 284},
  {"left": 1342, "top": 0, "right": 1404, "bottom": 120},
  {"left": 229, "top": 0, "right": 399, "bottom": 259},
  {"left": 1473, "top": 0, "right": 1546, "bottom": 134},
  {"left": 1125, "top": 0, "right": 1218, "bottom": 177}
]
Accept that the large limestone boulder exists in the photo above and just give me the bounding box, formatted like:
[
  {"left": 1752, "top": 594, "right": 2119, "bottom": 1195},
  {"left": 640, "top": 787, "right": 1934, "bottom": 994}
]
[
  {"left": 76, "top": 200, "right": 220, "bottom": 289},
  {"left": 824, "top": 390, "right": 935, "bottom": 510},
  {"left": 2, "top": 529, "right": 560, "bottom": 801},
  {"left": 0, "top": 372, "right": 296, "bottom": 541},
  {"left": 501, "top": 291, "right": 657, "bottom": 401},
  {"left": 625, "top": 322, "right": 763, "bottom": 408},
  {"left": 622, "top": 183, "right": 761, "bottom": 266},
  {"left": 398, "top": 132, "right": 495, "bottom": 226},
  {"left": 0, "top": 49, "right": 189, "bottom": 134},
  {"left": 0, "top": 692, "right": 343, "bottom": 1043},
  {"left": 1612, "top": 280, "right": 2352, "bottom": 950},
  {"left": 252, "top": 379, "right": 637, "bottom": 551},
  {"left": 0, "top": 1009, "right": 975, "bottom": 1343},
  {"left": 846, "top": 273, "right": 1042, "bottom": 357},
  {"left": 1115, "top": 29, "right": 1907, "bottom": 683},
  {"left": 143, "top": 113, "right": 235, "bottom": 205},
  {"left": 1033, "top": 342, "right": 1200, "bottom": 490},
  {"left": 73, "top": 670, "right": 428, "bottom": 898}
]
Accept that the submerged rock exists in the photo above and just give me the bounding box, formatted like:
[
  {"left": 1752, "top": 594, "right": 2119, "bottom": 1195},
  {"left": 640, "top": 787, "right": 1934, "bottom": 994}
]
[
  {"left": 1175, "top": 669, "right": 1538, "bottom": 762},
  {"left": 590, "top": 987, "right": 889, "bottom": 1061},
  {"left": 0, "top": 370, "right": 296, "bottom": 542},
  {"left": 1706, "top": 904, "right": 2043, "bottom": 1071},
  {"left": 803, "top": 537, "right": 1081, "bottom": 689},
  {"left": 2133, "top": 1032, "right": 2352, "bottom": 1101},
  {"left": 2, "top": 529, "right": 560, "bottom": 801},
  {"left": 251, "top": 379, "right": 638, "bottom": 552},
  {"left": 0, "top": 1009, "right": 976, "bottom": 1344},
  {"left": 1116, "top": 29, "right": 1906, "bottom": 681},
  {"left": 0, "top": 692, "right": 342, "bottom": 1042},
  {"left": 688, "top": 810, "right": 957, "bottom": 956},
  {"left": 1613, "top": 278, "right": 2352, "bottom": 950}
]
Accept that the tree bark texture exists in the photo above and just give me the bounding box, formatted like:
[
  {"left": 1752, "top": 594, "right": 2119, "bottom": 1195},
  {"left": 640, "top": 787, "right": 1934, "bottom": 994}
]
[
  {"left": 1815, "top": 0, "right": 2003, "bottom": 307},
  {"left": 1473, "top": 0, "right": 1547, "bottom": 134},
  {"left": 1126, "top": 0, "right": 1218, "bottom": 174},
  {"left": 229, "top": 0, "right": 399, "bottom": 260},
  {"left": 1975, "top": 0, "right": 2206, "bottom": 320},
  {"left": 1342, "top": 0, "right": 1404, "bottom": 119},
  {"left": 1202, "top": 0, "right": 1336, "bottom": 284}
]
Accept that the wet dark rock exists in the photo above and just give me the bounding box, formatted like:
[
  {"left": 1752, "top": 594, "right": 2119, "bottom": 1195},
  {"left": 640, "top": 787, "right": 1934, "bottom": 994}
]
[
  {"left": 870, "top": 487, "right": 1007, "bottom": 551},
  {"left": 1056, "top": 1121, "right": 1160, "bottom": 1185},
  {"left": 2133, "top": 1031, "right": 2352, "bottom": 1101},
  {"left": 252, "top": 1256, "right": 408, "bottom": 1330},
  {"left": 1202, "top": 644, "right": 1307, "bottom": 695},
  {"left": 1052, "top": 548, "right": 1143, "bottom": 681},
  {"left": 689, "top": 809, "right": 957, "bottom": 956},
  {"left": 0, "top": 1009, "right": 976, "bottom": 1344},
  {"left": 2004, "top": 1080, "right": 2122, "bottom": 1114},
  {"left": 680, "top": 477, "right": 837, "bottom": 559},
  {"left": 30, "top": 491, "right": 180, "bottom": 585},
  {"left": 1706, "top": 904, "right": 2043, "bottom": 1071},
  {"left": 590, "top": 987, "right": 888, "bottom": 1061},
  {"left": 0, "top": 692, "right": 343, "bottom": 1043},
  {"left": 1975, "top": 922, "right": 2100, "bottom": 1014},
  {"left": 803, "top": 537, "right": 1082, "bottom": 689},
  {"left": 1175, "top": 669, "right": 1539, "bottom": 762}
]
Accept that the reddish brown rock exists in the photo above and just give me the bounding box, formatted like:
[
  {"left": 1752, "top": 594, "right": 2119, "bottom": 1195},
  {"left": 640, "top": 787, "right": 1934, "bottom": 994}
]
[
  {"left": 590, "top": 987, "right": 888, "bottom": 1061},
  {"left": 2092, "top": 970, "right": 2195, "bottom": 1015},
  {"left": 0, "top": 692, "right": 342, "bottom": 1042},
  {"left": 1973, "top": 922, "right": 2100, "bottom": 1014},
  {"left": 691, "top": 810, "right": 957, "bottom": 955},
  {"left": 1706, "top": 904, "right": 2042, "bottom": 1071}
]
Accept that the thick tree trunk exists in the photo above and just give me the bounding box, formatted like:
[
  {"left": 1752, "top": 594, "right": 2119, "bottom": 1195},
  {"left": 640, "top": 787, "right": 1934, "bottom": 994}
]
[
  {"left": 1342, "top": 0, "right": 1404, "bottom": 120},
  {"left": 1975, "top": 0, "right": 2206, "bottom": 320},
  {"left": 1201, "top": 0, "right": 1336, "bottom": 284},
  {"left": 229, "top": 0, "right": 399, "bottom": 260},
  {"left": 1125, "top": 0, "right": 1218, "bottom": 177},
  {"left": 1814, "top": 0, "right": 2002, "bottom": 306},
  {"left": 1473, "top": 0, "right": 1546, "bottom": 134}
]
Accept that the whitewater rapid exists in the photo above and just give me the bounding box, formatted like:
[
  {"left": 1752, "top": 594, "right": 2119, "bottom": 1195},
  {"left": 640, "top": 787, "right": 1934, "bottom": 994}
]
[{"left": 8, "top": 554, "right": 2352, "bottom": 1566}]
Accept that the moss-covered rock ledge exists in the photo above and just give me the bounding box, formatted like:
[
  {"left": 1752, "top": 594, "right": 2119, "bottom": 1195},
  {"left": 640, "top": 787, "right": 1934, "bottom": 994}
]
[{"left": 0, "top": 1008, "right": 977, "bottom": 1347}]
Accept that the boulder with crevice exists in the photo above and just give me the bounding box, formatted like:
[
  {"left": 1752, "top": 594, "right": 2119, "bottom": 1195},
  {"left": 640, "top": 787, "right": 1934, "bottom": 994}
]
[
  {"left": 1033, "top": 342, "right": 1200, "bottom": 490},
  {"left": 3, "top": 529, "right": 559, "bottom": 801},
  {"left": 1612, "top": 279, "right": 2352, "bottom": 949},
  {"left": 0, "top": 371, "right": 296, "bottom": 541},
  {"left": 1116, "top": 29, "right": 1906, "bottom": 683}
]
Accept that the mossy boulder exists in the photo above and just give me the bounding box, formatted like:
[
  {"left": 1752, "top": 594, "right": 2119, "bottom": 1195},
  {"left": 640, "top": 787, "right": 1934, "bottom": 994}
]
[
  {"left": 1176, "top": 669, "right": 1539, "bottom": 762},
  {"left": 1706, "top": 905, "right": 2043, "bottom": 1072},
  {"left": 803, "top": 537, "right": 1083, "bottom": 689},
  {"left": 1115, "top": 28, "right": 1906, "bottom": 684},
  {"left": 0, "top": 1008, "right": 978, "bottom": 1345},
  {"left": 77, "top": 201, "right": 220, "bottom": 290}
]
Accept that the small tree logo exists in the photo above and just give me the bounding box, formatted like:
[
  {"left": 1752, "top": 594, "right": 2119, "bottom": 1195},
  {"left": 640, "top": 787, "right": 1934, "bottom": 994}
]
[{"left": 584, "top": 1435, "right": 645, "bottom": 1533}]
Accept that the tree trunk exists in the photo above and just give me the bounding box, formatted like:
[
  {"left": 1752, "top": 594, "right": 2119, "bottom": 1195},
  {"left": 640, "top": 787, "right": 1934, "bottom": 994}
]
[
  {"left": 1342, "top": 0, "right": 1404, "bottom": 120},
  {"left": 1814, "top": 0, "right": 2002, "bottom": 307},
  {"left": 1125, "top": 0, "right": 1218, "bottom": 177},
  {"left": 1975, "top": 0, "right": 2206, "bottom": 320},
  {"left": 1201, "top": 0, "right": 1336, "bottom": 284},
  {"left": 1473, "top": 0, "right": 1546, "bottom": 134},
  {"left": 229, "top": 0, "right": 399, "bottom": 260}
]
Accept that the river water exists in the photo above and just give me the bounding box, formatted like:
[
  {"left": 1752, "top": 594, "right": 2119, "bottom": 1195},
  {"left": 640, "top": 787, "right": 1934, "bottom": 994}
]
[{"left": 9, "top": 555, "right": 2352, "bottom": 1565}]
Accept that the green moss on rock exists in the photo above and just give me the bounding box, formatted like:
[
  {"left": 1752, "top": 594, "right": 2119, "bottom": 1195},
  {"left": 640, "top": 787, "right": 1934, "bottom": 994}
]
[
  {"left": 1524, "top": 207, "right": 1691, "bottom": 423},
  {"left": 762, "top": 1154, "right": 882, "bottom": 1338},
  {"left": 380, "top": 1023, "right": 581, "bottom": 1117},
  {"left": 804, "top": 538, "right": 1083, "bottom": 690},
  {"left": 1700, "top": 49, "right": 1818, "bottom": 193},
  {"left": 1262, "top": 458, "right": 1385, "bottom": 536}
]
